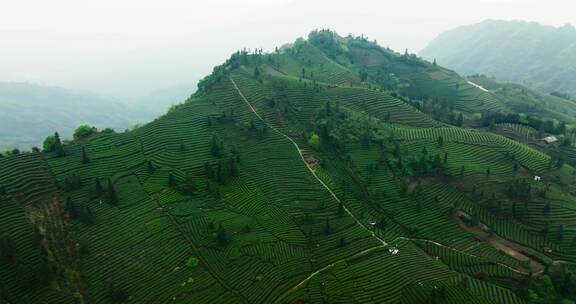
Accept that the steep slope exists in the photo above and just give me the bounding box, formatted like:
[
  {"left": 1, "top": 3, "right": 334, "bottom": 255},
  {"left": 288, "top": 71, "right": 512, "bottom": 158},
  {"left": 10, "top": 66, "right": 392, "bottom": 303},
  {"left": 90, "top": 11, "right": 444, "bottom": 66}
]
[
  {"left": 420, "top": 19, "right": 576, "bottom": 98},
  {"left": 2, "top": 30, "right": 576, "bottom": 303}
]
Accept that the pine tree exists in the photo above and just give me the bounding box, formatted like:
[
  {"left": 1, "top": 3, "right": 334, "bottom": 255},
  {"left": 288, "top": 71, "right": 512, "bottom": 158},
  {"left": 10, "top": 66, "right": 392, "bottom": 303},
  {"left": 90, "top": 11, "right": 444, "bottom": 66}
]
[
  {"left": 168, "top": 173, "right": 176, "bottom": 188},
  {"left": 228, "top": 157, "right": 239, "bottom": 178},
  {"left": 63, "top": 173, "right": 82, "bottom": 192},
  {"left": 176, "top": 172, "right": 196, "bottom": 195},
  {"left": 55, "top": 143, "right": 65, "bottom": 157},
  {"left": 376, "top": 216, "right": 387, "bottom": 229},
  {"left": 147, "top": 160, "right": 155, "bottom": 174},
  {"left": 107, "top": 179, "right": 118, "bottom": 205},
  {"left": 211, "top": 135, "right": 222, "bottom": 157},
  {"left": 0, "top": 234, "right": 15, "bottom": 264},
  {"left": 324, "top": 219, "right": 331, "bottom": 235},
  {"left": 95, "top": 178, "right": 103, "bottom": 196},
  {"left": 107, "top": 282, "right": 129, "bottom": 303},
  {"left": 557, "top": 224, "right": 565, "bottom": 241},
  {"left": 337, "top": 202, "right": 344, "bottom": 217},
  {"left": 54, "top": 132, "right": 65, "bottom": 157},
  {"left": 460, "top": 277, "right": 470, "bottom": 290},
  {"left": 217, "top": 224, "right": 228, "bottom": 246},
  {"left": 204, "top": 163, "right": 214, "bottom": 180},
  {"left": 543, "top": 202, "right": 551, "bottom": 215},
  {"left": 571, "top": 236, "right": 576, "bottom": 248},
  {"left": 81, "top": 146, "right": 89, "bottom": 164},
  {"left": 78, "top": 206, "right": 94, "bottom": 224},
  {"left": 65, "top": 196, "right": 77, "bottom": 219},
  {"left": 216, "top": 163, "right": 224, "bottom": 184},
  {"left": 456, "top": 113, "right": 464, "bottom": 127},
  {"left": 325, "top": 101, "right": 332, "bottom": 115}
]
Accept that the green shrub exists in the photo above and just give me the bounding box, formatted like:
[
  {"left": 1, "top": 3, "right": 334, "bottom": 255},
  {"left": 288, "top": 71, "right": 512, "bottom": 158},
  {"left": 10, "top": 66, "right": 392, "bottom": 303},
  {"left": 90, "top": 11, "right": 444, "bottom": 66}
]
[
  {"left": 186, "top": 256, "right": 199, "bottom": 268},
  {"left": 74, "top": 125, "right": 97, "bottom": 139},
  {"left": 309, "top": 133, "right": 320, "bottom": 150},
  {"left": 42, "top": 135, "right": 57, "bottom": 152}
]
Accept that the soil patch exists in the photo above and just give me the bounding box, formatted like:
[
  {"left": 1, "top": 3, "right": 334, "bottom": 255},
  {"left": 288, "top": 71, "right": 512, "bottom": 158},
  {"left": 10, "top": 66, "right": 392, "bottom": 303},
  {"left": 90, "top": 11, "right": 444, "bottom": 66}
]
[{"left": 452, "top": 210, "right": 544, "bottom": 275}]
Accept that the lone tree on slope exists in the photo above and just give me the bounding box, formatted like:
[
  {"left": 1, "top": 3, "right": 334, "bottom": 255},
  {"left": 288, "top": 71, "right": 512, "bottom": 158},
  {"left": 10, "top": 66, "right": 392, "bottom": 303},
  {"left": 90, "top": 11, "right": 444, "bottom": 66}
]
[
  {"left": 168, "top": 173, "right": 176, "bottom": 188},
  {"left": 81, "top": 146, "right": 89, "bottom": 164},
  {"left": 107, "top": 179, "right": 118, "bottom": 205}
]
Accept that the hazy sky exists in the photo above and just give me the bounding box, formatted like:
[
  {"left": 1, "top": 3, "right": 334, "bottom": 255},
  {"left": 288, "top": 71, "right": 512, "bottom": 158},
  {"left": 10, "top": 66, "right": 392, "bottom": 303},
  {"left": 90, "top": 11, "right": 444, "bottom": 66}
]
[{"left": 1, "top": 0, "right": 574, "bottom": 99}]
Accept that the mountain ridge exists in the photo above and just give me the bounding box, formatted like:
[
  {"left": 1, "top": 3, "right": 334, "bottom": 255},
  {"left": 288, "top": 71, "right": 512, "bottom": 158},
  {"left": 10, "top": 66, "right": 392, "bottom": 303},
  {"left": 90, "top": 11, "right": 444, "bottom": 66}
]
[{"left": 419, "top": 19, "right": 576, "bottom": 98}]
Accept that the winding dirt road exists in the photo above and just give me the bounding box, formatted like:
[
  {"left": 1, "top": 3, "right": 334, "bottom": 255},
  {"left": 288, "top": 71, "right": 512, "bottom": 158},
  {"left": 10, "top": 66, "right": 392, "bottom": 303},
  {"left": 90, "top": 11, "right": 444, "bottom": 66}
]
[{"left": 229, "top": 76, "right": 539, "bottom": 303}]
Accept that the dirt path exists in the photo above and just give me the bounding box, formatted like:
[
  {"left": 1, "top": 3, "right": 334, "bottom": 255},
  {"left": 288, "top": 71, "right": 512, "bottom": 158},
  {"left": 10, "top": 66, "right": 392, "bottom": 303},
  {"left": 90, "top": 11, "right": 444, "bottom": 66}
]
[
  {"left": 407, "top": 176, "right": 436, "bottom": 192},
  {"left": 229, "top": 76, "right": 387, "bottom": 245},
  {"left": 229, "top": 76, "right": 538, "bottom": 301},
  {"left": 467, "top": 80, "right": 490, "bottom": 93},
  {"left": 452, "top": 210, "right": 544, "bottom": 275},
  {"left": 230, "top": 75, "right": 398, "bottom": 303}
]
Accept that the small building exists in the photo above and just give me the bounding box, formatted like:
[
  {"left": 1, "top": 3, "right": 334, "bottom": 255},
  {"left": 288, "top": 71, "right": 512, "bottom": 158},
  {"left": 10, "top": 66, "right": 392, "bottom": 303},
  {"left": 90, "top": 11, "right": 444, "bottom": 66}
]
[
  {"left": 305, "top": 156, "right": 319, "bottom": 167},
  {"left": 541, "top": 136, "right": 558, "bottom": 144},
  {"left": 388, "top": 248, "right": 399, "bottom": 255},
  {"left": 534, "top": 176, "right": 541, "bottom": 182}
]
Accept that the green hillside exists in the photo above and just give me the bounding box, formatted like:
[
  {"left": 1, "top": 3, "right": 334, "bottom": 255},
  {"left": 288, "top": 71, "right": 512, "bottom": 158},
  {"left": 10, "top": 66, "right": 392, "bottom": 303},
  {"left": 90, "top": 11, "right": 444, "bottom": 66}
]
[
  {"left": 2, "top": 30, "right": 576, "bottom": 303},
  {"left": 419, "top": 19, "right": 576, "bottom": 99}
]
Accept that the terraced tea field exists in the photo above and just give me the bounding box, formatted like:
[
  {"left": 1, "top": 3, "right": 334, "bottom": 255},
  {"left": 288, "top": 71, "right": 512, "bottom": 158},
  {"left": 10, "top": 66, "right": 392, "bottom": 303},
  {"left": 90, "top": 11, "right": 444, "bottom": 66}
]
[{"left": 2, "top": 30, "right": 576, "bottom": 303}]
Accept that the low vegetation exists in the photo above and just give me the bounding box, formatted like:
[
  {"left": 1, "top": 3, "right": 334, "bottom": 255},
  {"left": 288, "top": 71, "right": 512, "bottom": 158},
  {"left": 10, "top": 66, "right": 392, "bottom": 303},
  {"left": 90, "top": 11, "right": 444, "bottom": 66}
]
[{"left": 2, "top": 29, "right": 576, "bottom": 303}]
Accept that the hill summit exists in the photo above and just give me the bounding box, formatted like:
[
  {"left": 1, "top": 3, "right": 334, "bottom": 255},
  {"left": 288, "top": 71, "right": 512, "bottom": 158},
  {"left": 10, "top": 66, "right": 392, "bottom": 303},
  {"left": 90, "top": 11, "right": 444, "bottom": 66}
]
[{"left": 2, "top": 29, "right": 576, "bottom": 303}]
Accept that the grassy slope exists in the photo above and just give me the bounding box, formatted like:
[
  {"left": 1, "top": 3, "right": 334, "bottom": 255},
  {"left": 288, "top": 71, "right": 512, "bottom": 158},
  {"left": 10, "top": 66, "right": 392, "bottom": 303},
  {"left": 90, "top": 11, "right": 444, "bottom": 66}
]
[{"left": 1, "top": 32, "right": 576, "bottom": 303}]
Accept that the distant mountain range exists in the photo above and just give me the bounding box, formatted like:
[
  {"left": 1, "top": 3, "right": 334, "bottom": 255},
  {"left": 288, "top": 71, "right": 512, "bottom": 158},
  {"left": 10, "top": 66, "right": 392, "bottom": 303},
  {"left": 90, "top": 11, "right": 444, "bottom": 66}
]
[
  {"left": 0, "top": 82, "right": 194, "bottom": 150},
  {"left": 420, "top": 20, "right": 576, "bottom": 98}
]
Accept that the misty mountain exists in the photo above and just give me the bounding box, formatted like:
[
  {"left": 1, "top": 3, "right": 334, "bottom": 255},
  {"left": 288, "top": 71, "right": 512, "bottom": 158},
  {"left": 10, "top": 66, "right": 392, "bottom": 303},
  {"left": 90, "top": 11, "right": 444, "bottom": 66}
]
[
  {"left": 0, "top": 83, "right": 194, "bottom": 150},
  {"left": 0, "top": 83, "right": 131, "bottom": 150},
  {"left": 125, "top": 83, "right": 196, "bottom": 122},
  {"left": 420, "top": 20, "right": 576, "bottom": 98}
]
